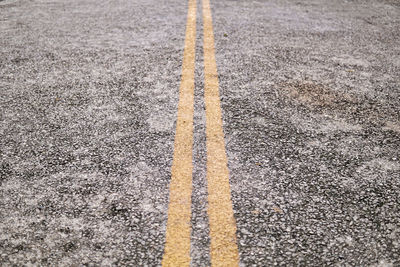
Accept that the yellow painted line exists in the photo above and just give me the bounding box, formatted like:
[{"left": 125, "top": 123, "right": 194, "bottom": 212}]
[
  {"left": 202, "top": 0, "right": 240, "bottom": 266},
  {"left": 162, "top": 0, "right": 196, "bottom": 265}
]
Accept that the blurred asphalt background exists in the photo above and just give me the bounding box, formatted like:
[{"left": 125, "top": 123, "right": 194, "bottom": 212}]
[{"left": 1, "top": 0, "right": 399, "bottom": 265}]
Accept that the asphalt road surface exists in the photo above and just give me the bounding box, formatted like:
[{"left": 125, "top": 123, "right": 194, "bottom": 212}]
[{"left": 1, "top": 0, "right": 399, "bottom": 266}]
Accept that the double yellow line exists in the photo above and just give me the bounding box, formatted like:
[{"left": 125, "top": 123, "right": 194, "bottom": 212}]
[{"left": 162, "top": 0, "right": 239, "bottom": 266}]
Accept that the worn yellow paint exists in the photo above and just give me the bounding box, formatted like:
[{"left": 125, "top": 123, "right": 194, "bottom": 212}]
[
  {"left": 161, "top": 0, "right": 196, "bottom": 265},
  {"left": 202, "top": 0, "right": 240, "bottom": 266}
]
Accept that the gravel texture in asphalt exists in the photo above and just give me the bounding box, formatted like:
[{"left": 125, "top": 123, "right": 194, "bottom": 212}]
[
  {"left": 1, "top": 0, "right": 185, "bottom": 264},
  {"left": 213, "top": 0, "right": 400, "bottom": 265},
  {"left": 1, "top": 0, "right": 399, "bottom": 265}
]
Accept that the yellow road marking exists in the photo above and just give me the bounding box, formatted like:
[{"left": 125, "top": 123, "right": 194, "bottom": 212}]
[
  {"left": 162, "top": 0, "right": 196, "bottom": 265},
  {"left": 202, "top": 0, "right": 240, "bottom": 266}
]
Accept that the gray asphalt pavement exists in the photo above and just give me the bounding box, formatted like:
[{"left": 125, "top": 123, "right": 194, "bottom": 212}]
[{"left": 1, "top": 0, "right": 399, "bottom": 266}]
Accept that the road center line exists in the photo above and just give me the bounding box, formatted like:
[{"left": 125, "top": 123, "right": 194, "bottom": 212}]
[
  {"left": 202, "top": 0, "right": 240, "bottom": 266},
  {"left": 161, "top": 0, "right": 196, "bottom": 265}
]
